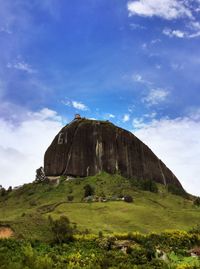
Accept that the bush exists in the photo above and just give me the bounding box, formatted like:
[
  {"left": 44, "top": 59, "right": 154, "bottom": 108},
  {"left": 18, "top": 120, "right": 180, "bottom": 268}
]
[
  {"left": 124, "top": 195, "right": 133, "bottom": 203},
  {"left": 1, "top": 187, "right": 6, "bottom": 196},
  {"left": 84, "top": 184, "right": 94, "bottom": 197},
  {"left": 140, "top": 179, "right": 158, "bottom": 193},
  {"left": 29, "top": 200, "right": 37, "bottom": 206},
  {"left": 193, "top": 197, "right": 200, "bottom": 206},
  {"left": 67, "top": 195, "right": 74, "bottom": 202},
  {"left": 49, "top": 216, "right": 74, "bottom": 243},
  {"left": 168, "top": 184, "right": 187, "bottom": 197},
  {"left": 7, "top": 186, "right": 12, "bottom": 192}
]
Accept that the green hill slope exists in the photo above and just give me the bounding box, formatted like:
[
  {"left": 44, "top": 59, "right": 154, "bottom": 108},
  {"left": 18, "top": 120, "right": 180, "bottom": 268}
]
[{"left": 0, "top": 173, "right": 200, "bottom": 241}]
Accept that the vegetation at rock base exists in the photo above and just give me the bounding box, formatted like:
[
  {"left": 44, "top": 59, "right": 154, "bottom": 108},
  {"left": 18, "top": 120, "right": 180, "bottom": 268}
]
[
  {"left": 83, "top": 184, "right": 94, "bottom": 197},
  {"left": 0, "top": 173, "right": 200, "bottom": 240},
  {"left": 194, "top": 197, "right": 200, "bottom": 207}
]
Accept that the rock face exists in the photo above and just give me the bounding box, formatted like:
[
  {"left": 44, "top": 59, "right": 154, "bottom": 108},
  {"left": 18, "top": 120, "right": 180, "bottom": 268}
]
[{"left": 44, "top": 118, "right": 183, "bottom": 189}]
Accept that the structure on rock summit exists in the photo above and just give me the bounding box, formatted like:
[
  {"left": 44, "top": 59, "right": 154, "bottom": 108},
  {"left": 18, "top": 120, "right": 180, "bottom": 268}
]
[{"left": 44, "top": 116, "right": 183, "bottom": 190}]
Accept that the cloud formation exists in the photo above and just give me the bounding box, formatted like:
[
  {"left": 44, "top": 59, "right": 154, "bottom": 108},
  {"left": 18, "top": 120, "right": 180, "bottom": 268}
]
[
  {"left": 104, "top": 113, "right": 115, "bottom": 119},
  {"left": 163, "top": 28, "right": 186, "bottom": 38},
  {"left": 127, "top": 0, "right": 192, "bottom": 20},
  {"left": 133, "top": 113, "right": 200, "bottom": 196},
  {"left": 0, "top": 107, "right": 63, "bottom": 188},
  {"left": 7, "top": 61, "right": 36, "bottom": 74},
  {"left": 143, "top": 88, "right": 169, "bottom": 105},
  {"left": 163, "top": 24, "right": 200, "bottom": 39},
  {"left": 123, "top": 114, "right": 130, "bottom": 122},
  {"left": 127, "top": 0, "right": 200, "bottom": 39},
  {"left": 63, "top": 100, "right": 89, "bottom": 111}
]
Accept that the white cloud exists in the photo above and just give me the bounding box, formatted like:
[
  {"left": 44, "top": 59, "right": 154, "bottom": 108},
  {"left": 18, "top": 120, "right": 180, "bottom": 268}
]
[
  {"left": 72, "top": 101, "right": 88, "bottom": 111},
  {"left": 163, "top": 21, "right": 200, "bottom": 39},
  {"left": 127, "top": 0, "right": 192, "bottom": 20},
  {"left": 132, "top": 73, "right": 143, "bottom": 82},
  {"left": 122, "top": 114, "right": 130, "bottom": 122},
  {"left": 151, "top": 39, "right": 161, "bottom": 44},
  {"left": 132, "top": 73, "right": 152, "bottom": 85},
  {"left": 63, "top": 99, "right": 89, "bottom": 111},
  {"left": 143, "top": 88, "right": 169, "bottom": 105},
  {"left": 104, "top": 113, "right": 115, "bottom": 119},
  {"left": 127, "top": 0, "right": 200, "bottom": 39},
  {"left": 0, "top": 108, "right": 63, "bottom": 188},
  {"left": 133, "top": 114, "right": 200, "bottom": 196},
  {"left": 129, "top": 23, "right": 146, "bottom": 30},
  {"left": 144, "top": 112, "right": 157, "bottom": 118},
  {"left": 163, "top": 28, "right": 186, "bottom": 38},
  {"left": 7, "top": 61, "right": 36, "bottom": 74}
]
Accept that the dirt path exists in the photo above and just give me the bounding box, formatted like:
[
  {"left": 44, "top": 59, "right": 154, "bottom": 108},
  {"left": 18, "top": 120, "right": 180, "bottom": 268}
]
[{"left": 0, "top": 227, "right": 13, "bottom": 239}]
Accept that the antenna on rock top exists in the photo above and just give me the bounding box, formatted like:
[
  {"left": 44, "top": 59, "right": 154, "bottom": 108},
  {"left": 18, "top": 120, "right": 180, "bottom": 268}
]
[{"left": 74, "top": 114, "right": 81, "bottom": 120}]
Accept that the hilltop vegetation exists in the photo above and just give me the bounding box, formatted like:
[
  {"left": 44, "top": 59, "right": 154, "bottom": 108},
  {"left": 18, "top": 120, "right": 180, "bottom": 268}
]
[{"left": 0, "top": 173, "right": 199, "bottom": 241}]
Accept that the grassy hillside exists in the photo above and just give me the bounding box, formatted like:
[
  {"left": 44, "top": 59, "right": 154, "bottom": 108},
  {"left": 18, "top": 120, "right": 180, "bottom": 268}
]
[{"left": 0, "top": 173, "right": 200, "bottom": 241}]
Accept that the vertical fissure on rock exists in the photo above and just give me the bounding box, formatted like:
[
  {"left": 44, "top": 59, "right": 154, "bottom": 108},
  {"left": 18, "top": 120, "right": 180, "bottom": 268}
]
[
  {"left": 115, "top": 129, "right": 119, "bottom": 174},
  {"left": 62, "top": 121, "right": 82, "bottom": 175},
  {"left": 140, "top": 143, "right": 146, "bottom": 180},
  {"left": 158, "top": 159, "right": 167, "bottom": 186},
  {"left": 95, "top": 140, "right": 103, "bottom": 173}
]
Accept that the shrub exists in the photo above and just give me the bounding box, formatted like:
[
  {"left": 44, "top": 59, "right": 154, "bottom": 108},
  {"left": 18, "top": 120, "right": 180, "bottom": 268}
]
[
  {"left": 1, "top": 187, "right": 6, "bottom": 196},
  {"left": 98, "top": 231, "right": 103, "bottom": 238},
  {"left": 193, "top": 197, "right": 200, "bottom": 206},
  {"left": 168, "top": 184, "right": 187, "bottom": 197},
  {"left": 84, "top": 184, "right": 94, "bottom": 197},
  {"left": 67, "top": 195, "right": 74, "bottom": 202},
  {"left": 132, "top": 179, "right": 159, "bottom": 193},
  {"left": 124, "top": 195, "right": 133, "bottom": 203},
  {"left": 29, "top": 200, "right": 37, "bottom": 206},
  {"left": 140, "top": 179, "right": 158, "bottom": 193},
  {"left": 7, "top": 186, "right": 12, "bottom": 192},
  {"left": 49, "top": 216, "right": 74, "bottom": 243}
]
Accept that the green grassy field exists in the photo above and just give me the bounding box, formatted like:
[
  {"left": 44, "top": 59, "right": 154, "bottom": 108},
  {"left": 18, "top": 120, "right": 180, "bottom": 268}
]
[{"left": 0, "top": 173, "right": 200, "bottom": 240}]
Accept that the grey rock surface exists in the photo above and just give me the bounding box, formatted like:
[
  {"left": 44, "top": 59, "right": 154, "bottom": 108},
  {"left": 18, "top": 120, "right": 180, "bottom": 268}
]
[{"left": 44, "top": 118, "right": 183, "bottom": 189}]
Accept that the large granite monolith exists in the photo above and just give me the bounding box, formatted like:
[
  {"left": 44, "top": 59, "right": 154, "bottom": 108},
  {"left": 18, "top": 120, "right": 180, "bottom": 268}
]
[{"left": 44, "top": 118, "right": 183, "bottom": 189}]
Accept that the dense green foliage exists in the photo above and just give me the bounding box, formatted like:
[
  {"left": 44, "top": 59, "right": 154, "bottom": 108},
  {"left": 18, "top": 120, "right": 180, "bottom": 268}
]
[
  {"left": 167, "top": 184, "right": 188, "bottom": 198},
  {"left": 194, "top": 197, "right": 200, "bottom": 207},
  {"left": 0, "top": 229, "right": 200, "bottom": 269},
  {"left": 134, "top": 178, "right": 159, "bottom": 193},
  {"left": 83, "top": 184, "right": 94, "bottom": 197},
  {"left": 49, "top": 216, "right": 74, "bottom": 243},
  {"left": 0, "top": 173, "right": 200, "bottom": 268}
]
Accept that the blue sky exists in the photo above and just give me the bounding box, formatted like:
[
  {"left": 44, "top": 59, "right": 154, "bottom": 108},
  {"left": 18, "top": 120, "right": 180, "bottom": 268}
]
[{"left": 0, "top": 0, "right": 200, "bottom": 195}]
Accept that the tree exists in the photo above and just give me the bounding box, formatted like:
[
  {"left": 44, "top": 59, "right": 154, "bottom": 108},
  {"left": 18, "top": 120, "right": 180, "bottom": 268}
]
[
  {"left": 140, "top": 179, "right": 158, "bottom": 193},
  {"left": 0, "top": 188, "right": 6, "bottom": 196},
  {"left": 7, "top": 186, "right": 12, "bottom": 192},
  {"left": 49, "top": 216, "right": 74, "bottom": 243},
  {"left": 84, "top": 184, "right": 94, "bottom": 197},
  {"left": 35, "top": 167, "right": 46, "bottom": 182},
  {"left": 194, "top": 197, "right": 200, "bottom": 206}
]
